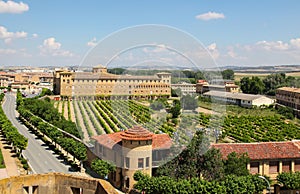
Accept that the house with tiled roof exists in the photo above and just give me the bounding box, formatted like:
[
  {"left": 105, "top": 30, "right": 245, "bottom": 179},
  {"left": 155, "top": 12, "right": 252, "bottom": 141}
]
[
  {"left": 212, "top": 140, "right": 300, "bottom": 179},
  {"left": 92, "top": 126, "right": 172, "bottom": 192}
]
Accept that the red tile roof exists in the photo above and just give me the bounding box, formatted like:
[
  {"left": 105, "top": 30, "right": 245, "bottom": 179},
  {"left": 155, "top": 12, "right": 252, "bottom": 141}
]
[
  {"left": 92, "top": 126, "right": 172, "bottom": 150},
  {"left": 121, "top": 125, "right": 153, "bottom": 141},
  {"left": 211, "top": 141, "right": 300, "bottom": 160}
]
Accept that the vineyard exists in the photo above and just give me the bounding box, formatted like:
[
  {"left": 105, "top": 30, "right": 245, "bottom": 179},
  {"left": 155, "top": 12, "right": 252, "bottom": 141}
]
[
  {"left": 54, "top": 100, "right": 183, "bottom": 143},
  {"left": 53, "top": 99, "right": 300, "bottom": 144},
  {"left": 195, "top": 113, "right": 300, "bottom": 142}
]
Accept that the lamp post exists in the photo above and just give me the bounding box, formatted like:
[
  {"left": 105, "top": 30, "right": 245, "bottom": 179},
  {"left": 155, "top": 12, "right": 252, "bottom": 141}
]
[{"left": 258, "top": 175, "right": 271, "bottom": 194}]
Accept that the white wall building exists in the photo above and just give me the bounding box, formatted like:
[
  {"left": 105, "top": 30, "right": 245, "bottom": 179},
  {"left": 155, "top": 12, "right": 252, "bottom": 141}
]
[
  {"left": 203, "top": 91, "right": 275, "bottom": 107},
  {"left": 171, "top": 83, "right": 196, "bottom": 95}
]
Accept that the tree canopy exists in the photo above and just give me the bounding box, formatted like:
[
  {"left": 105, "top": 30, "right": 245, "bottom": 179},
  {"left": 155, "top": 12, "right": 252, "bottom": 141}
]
[{"left": 91, "top": 159, "right": 115, "bottom": 178}]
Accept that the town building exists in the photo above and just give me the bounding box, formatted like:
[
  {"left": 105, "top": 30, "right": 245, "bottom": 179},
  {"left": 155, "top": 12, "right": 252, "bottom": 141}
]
[
  {"left": 0, "top": 172, "right": 118, "bottom": 194},
  {"left": 203, "top": 90, "right": 275, "bottom": 107},
  {"left": 276, "top": 87, "right": 300, "bottom": 116},
  {"left": 212, "top": 140, "right": 300, "bottom": 180},
  {"left": 91, "top": 125, "right": 172, "bottom": 192},
  {"left": 171, "top": 82, "right": 196, "bottom": 95},
  {"left": 54, "top": 65, "right": 171, "bottom": 99},
  {"left": 196, "top": 80, "right": 240, "bottom": 94}
]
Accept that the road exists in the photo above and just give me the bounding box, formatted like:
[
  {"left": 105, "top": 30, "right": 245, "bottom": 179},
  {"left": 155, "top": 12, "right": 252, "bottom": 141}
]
[{"left": 2, "top": 93, "right": 72, "bottom": 174}]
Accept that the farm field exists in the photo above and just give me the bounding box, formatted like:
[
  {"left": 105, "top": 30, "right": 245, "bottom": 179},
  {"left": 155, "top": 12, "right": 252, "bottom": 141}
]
[
  {"left": 54, "top": 100, "right": 187, "bottom": 144},
  {"left": 54, "top": 99, "right": 300, "bottom": 144},
  {"left": 234, "top": 71, "right": 300, "bottom": 81}
]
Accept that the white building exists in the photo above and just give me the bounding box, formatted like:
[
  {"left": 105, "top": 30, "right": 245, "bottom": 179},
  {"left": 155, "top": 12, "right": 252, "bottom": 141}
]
[
  {"left": 203, "top": 91, "right": 275, "bottom": 108},
  {"left": 171, "top": 82, "right": 196, "bottom": 95}
]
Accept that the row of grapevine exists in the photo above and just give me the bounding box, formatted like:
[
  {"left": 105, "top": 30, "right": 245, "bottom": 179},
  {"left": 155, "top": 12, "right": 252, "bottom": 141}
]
[
  {"left": 196, "top": 113, "right": 300, "bottom": 143},
  {"left": 99, "top": 100, "right": 135, "bottom": 129},
  {"left": 93, "top": 101, "right": 118, "bottom": 132},
  {"left": 81, "top": 101, "right": 102, "bottom": 135},
  {"left": 96, "top": 100, "right": 127, "bottom": 130},
  {"left": 88, "top": 101, "right": 113, "bottom": 134},
  {"left": 77, "top": 101, "right": 94, "bottom": 137}
]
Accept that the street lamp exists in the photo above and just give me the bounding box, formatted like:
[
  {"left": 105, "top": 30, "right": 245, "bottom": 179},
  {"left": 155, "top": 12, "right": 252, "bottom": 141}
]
[{"left": 258, "top": 175, "right": 271, "bottom": 194}]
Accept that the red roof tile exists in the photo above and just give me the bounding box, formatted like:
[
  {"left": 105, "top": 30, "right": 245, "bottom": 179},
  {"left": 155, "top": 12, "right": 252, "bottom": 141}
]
[
  {"left": 121, "top": 125, "right": 153, "bottom": 141},
  {"left": 211, "top": 141, "right": 300, "bottom": 160},
  {"left": 92, "top": 127, "right": 172, "bottom": 150}
]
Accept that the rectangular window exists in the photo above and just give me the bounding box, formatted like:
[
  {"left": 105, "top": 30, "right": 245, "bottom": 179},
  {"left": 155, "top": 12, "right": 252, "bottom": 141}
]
[
  {"left": 125, "top": 157, "right": 130, "bottom": 168},
  {"left": 250, "top": 162, "right": 259, "bottom": 174},
  {"left": 146, "top": 157, "right": 150, "bottom": 167},
  {"left": 138, "top": 158, "right": 144, "bottom": 168},
  {"left": 269, "top": 161, "right": 279, "bottom": 174},
  {"left": 282, "top": 161, "right": 291, "bottom": 172},
  {"left": 295, "top": 160, "right": 300, "bottom": 171}
]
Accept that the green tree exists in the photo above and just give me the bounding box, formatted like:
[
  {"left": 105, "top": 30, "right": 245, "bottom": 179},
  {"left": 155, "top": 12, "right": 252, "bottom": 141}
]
[
  {"left": 199, "top": 148, "right": 224, "bottom": 181},
  {"left": 221, "top": 69, "right": 234, "bottom": 80},
  {"left": 91, "top": 159, "right": 115, "bottom": 178},
  {"left": 224, "top": 152, "right": 250, "bottom": 176},
  {"left": 169, "top": 100, "right": 181, "bottom": 118},
  {"left": 240, "top": 76, "right": 264, "bottom": 94},
  {"left": 181, "top": 94, "right": 198, "bottom": 110},
  {"left": 277, "top": 172, "right": 300, "bottom": 190}
]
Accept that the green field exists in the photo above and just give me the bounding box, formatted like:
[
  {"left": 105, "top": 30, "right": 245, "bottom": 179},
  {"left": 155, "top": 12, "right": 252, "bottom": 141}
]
[{"left": 234, "top": 71, "right": 300, "bottom": 81}]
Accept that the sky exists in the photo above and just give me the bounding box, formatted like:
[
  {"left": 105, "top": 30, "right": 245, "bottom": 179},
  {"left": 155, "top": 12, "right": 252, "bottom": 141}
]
[{"left": 0, "top": 0, "right": 300, "bottom": 68}]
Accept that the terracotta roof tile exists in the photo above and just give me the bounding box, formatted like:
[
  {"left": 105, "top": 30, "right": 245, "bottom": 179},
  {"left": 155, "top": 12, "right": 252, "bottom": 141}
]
[
  {"left": 92, "top": 127, "right": 172, "bottom": 150},
  {"left": 211, "top": 141, "right": 300, "bottom": 160}
]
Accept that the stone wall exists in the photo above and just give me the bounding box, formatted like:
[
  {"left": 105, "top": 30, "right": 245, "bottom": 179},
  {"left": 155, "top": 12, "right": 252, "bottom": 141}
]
[{"left": 0, "top": 173, "right": 118, "bottom": 194}]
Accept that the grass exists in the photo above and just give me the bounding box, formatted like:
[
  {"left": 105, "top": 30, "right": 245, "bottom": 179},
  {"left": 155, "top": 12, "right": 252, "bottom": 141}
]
[{"left": 0, "top": 149, "right": 5, "bottom": 168}]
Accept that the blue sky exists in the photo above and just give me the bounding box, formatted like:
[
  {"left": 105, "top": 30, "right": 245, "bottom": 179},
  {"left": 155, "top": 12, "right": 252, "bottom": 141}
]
[{"left": 0, "top": 0, "right": 300, "bottom": 68}]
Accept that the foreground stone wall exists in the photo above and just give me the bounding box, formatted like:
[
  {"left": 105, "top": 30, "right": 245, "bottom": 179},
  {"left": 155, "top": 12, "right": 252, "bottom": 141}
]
[{"left": 0, "top": 173, "right": 118, "bottom": 194}]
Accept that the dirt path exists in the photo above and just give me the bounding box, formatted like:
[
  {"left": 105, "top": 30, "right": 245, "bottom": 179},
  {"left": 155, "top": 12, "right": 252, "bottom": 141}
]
[
  {"left": 69, "top": 101, "right": 76, "bottom": 122},
  {"left": 196, "top": 107, "right": 220, "bottom": 115},
  {"left": 58, "top": 101, "right": 62, "bottom": 114},
  {"left": 64, "top": 101, "right": 68, "bottom": 120},
  {"left": 82, "top": 101, "right": 103, "bottom": 136}
]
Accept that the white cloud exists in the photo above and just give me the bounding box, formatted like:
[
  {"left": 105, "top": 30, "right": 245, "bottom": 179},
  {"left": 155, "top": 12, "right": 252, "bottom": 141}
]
[
  {"left": 32, "top": 33, "right": 38, "bottom": 38},
  {"left": 206, "top": 43, "right": 220, "bottom": 59},
  {"left": 195, "top": 12, "right": 225, "bottom": 21},
  {"left": 0, "top": 25, "right": 27, "bottom": 43},
  {"left": 42, "top": 37, "right": 61, "bottom": 50},
  {"left": 0, "top": 48, "right": 16, "bottom": 54},
  {"left": 87, "top": 37, "right": 97, "bottom": 47},
  {"left": 39, "top": 37, "right": 73, "bottom": 57},
  {"left": 0, "top": 0, "right": 29, "bottom": 14},
  {"left": 255, "top": 40, "right": 289, "bottom": 51},
  {"left": 290, "top": 38, "right": 300, "bottom": 49}
]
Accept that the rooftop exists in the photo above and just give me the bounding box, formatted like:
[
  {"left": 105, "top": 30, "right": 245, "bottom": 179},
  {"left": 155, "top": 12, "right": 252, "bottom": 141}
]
[
  {"left": 204, "top": 90, "right": 270, "bottom": 101},
  {"left": 277, "top": 87, "right": 300, "bottom": 93},
  {"left": 212, "top": 140, "right": 300, "bottom": 160},
  {"left": 92, "top": 126, "right": 172, "bottom": 150},
  {"left": 121, "top": 125, "right": 153, "bottom": 140}
]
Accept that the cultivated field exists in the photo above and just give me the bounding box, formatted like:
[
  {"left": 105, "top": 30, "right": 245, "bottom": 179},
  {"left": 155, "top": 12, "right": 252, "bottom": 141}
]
[{"left": 235, "top": 71, "right": 300, "bottom": 81}]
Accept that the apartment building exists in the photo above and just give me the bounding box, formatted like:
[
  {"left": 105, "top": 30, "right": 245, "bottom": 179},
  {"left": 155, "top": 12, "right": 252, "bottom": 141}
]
[{"left": 54, "top": 65, "right": 171, "bottom": 99}]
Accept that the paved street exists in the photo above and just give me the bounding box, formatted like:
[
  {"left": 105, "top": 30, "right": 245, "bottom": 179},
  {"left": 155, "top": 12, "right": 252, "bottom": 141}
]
[{"left": 2, "top": 93, "right": 73, "bottom": 174}]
